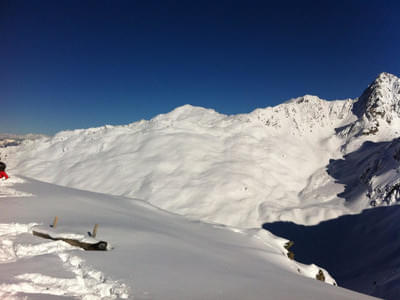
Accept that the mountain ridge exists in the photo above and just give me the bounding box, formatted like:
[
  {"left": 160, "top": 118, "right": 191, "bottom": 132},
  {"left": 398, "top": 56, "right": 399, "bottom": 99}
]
[{"left": 2, "top": 72, "right": 400, "bottom": 228}]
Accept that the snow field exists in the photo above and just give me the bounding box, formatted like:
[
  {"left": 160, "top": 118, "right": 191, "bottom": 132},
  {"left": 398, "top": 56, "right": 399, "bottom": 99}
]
[
  {"left": 0, "top": 221, "right": 128, "bottom": 299},
  {"left": 5, "top": 98, "right": 359, "bottom": 227},
  {"left": 0, "top": 177, "right": 380, "bottom": 300},
  {"left": 0, "top": 178, "right": 33, "bottom": 198}
]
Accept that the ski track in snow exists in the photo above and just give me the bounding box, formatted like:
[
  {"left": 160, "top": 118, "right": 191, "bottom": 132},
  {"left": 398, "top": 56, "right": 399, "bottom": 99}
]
[{"left": 0, "top": 223, "right": 129, "bottom": 299}]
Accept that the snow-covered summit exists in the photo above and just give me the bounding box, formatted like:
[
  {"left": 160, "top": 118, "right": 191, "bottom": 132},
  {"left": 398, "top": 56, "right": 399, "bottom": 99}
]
[
  {"left": 338, "top": 72, "right": 400, "bottom": 144},
  {"left": 153, "top": 104, "right": 222, "bottom": 123},
  {"left": 284, "top": 94, "right": 324, "bottom": 104},
  {"left": 354, "top": 72, "right": 400, "bottom": 121}
]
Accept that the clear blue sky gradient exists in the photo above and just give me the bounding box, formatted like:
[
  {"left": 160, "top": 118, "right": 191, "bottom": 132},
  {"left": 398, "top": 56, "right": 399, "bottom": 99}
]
[{"left": 1, "top": 0, "right": 400, "bottom": 134}]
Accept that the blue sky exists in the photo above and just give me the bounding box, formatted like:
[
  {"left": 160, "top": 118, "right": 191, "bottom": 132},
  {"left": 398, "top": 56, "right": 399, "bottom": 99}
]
[{"left": 1, "top": 0, "right": 399, "bottom": 135}]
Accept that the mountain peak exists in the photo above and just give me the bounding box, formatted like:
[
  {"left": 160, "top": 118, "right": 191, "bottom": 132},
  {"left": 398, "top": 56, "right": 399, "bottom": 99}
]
[
  {"left": 284, "top": 94, "right": 323, "bottom": 104},
  {"left": 353, "top": 72, "right": 400, "bottom": 121},
  {"left": 376, "top": 71, "right": 397, "bottom": 82},
  {"left": 338, "top": 72, "right": 400, "bottom": 139}
]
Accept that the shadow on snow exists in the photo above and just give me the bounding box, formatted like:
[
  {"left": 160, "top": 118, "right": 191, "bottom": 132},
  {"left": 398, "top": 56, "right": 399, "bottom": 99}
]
[{"left": 263, "top": 205, "right": 400, "bottom": 300}]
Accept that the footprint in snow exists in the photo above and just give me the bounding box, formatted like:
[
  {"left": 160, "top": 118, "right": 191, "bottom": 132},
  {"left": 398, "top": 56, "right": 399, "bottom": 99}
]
[{"left": 0, "top": 223, "right": 129, "bottom": 299}]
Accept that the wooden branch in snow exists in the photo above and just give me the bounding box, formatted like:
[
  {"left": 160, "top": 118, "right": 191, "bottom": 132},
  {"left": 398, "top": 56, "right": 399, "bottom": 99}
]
[{"left": 32, "top": 230, "right": 108, "bottom": 251}]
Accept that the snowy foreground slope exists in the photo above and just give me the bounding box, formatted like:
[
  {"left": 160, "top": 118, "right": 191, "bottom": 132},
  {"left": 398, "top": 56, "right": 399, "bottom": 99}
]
[
  {"left": 0, "top": 177, "right": 379, "bottom": 300},
  {"left": 4, "top": 72, "right": 400, "bottom": 228}
]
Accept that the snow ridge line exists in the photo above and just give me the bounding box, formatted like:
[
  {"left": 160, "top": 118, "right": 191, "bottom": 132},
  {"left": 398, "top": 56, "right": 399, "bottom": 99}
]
[{"left": 0, "top": 223, "right": 129, "bottom": 299}]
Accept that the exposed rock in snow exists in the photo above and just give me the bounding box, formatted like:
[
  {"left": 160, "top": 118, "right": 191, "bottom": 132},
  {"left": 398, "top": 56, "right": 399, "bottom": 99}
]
[
  {"left": 354, "top": 72, "right": 400, "bottom": 124},
  {"left": 338, "top": 72, "right": 400, "bottom": 151},
  {"left": 327, "top": 138, "right": 400, "bottom": 210}
]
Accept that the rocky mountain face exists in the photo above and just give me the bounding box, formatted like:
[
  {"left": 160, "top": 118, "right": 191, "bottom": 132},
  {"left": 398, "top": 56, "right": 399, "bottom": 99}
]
[
  {"left": 355, "top": 72, "right": 400, "bottom": 124},
  {"left": 328, "top": 73, "right": 400, "bottom": 210},
  {"left": 328, "top": 138, "right": 400, "bottom": 209},
  {"left": 338, "top": 72, "right": 400, "bottom": 145}
]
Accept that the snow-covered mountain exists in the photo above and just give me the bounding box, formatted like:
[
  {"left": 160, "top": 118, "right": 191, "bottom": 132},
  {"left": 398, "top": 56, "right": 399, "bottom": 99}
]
[
  {"left": 3, "top": 72, "right": 400, "bottom": 299},
  {"left": 341, "top": 72, "right": 400, "bottom": 139},
  {"left": 4, "top": 73, "right": 400, "bottom": 228},
  {"left": 2, "top": 97, "right": 356, "bottom": 227}
]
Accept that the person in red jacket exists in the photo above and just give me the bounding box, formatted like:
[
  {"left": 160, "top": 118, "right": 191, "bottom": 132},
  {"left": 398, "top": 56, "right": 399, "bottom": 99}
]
[
  {"left": 0, "top": 161, "right": 8, "bottom": 180},
  {"left": 0, "top": 170, "right": 8, "bottom": 179}
]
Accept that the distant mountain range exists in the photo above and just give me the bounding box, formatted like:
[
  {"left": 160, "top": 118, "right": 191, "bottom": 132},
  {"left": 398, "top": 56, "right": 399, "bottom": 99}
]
[{"left": 0, "top": 133, "right": 45, "bottom": 148}]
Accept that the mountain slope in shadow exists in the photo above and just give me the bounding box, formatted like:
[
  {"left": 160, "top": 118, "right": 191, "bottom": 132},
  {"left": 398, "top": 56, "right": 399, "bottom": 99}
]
[{"left": 263, "top": 205, "right": 400, "bottom": 300}]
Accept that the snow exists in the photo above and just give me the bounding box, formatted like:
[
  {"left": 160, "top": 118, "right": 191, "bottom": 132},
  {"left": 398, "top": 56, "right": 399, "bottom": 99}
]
[
  {"left": 2, "top": 71, "right": 400, "bottom": 299},
  {"left": 3, "top": 98, "right": 356, "bottom": 227},
  {"left": 5, "top": 74, "right": 399, "bottom": 228},
  {"left": 0, "top": 177, "right": 378, "bottom": 299},
  {"left": 0, "top": 177, "right": 33, "bottom": 198},
  {"left": 263, "top": 204, "right": 400, "bottom": 300},
  {"left": 339, "top": 72, "right": 400, "bottom": 152}
]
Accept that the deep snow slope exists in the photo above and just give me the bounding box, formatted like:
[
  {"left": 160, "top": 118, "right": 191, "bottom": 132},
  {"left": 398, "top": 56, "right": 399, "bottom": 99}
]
[
  {"left": 0, "top": 177, "right": 380, "bottom": 300},
  {"left": 4, "top": 72, "right": 400, "bottom": 228},
  {"left": 4, "top": 98, "right": 354, "bottom": 227}
]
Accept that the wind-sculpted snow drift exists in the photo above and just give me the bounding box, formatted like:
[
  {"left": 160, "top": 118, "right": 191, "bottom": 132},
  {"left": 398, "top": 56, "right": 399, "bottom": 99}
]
[{"left": 5, "top": 73, "right": 400, "bottom": 228}]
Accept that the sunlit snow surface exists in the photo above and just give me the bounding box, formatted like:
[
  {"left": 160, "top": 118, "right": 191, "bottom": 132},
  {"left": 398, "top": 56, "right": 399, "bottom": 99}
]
[
  {"left": 2, "top": 72, "right": 400, "bottom": 299},
  {"left": 5, "top": 73, "right": 400, "bottom": 228},
  {"left": 3, "top": 98, "right": 356, "bottom": 227},
  {"left": 0, "top": 177, "right": 378, "bottom": 299}
]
